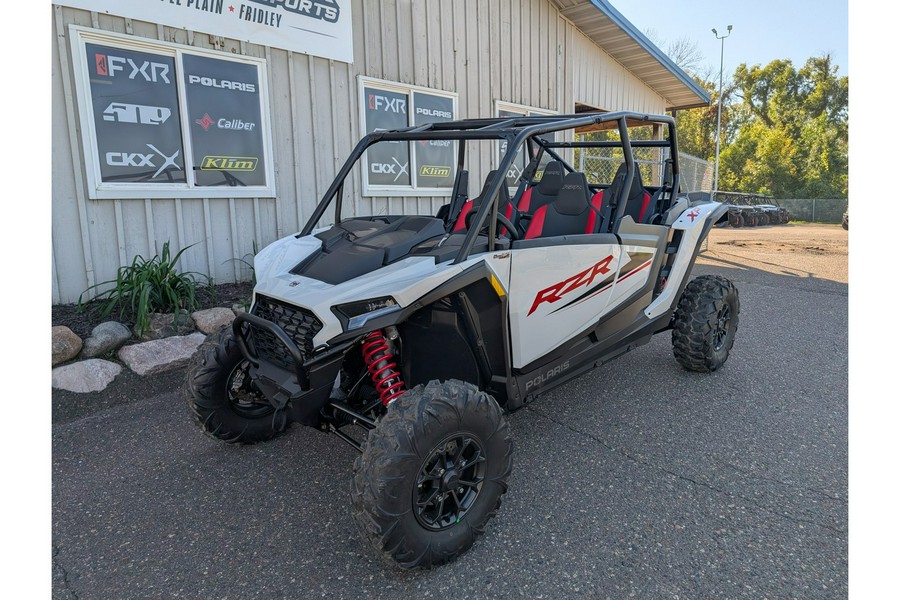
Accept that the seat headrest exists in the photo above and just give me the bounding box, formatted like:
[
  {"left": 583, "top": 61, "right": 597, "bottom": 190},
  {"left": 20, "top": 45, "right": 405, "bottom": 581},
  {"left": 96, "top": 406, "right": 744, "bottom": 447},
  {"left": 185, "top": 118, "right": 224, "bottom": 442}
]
[
  {"left": 607, "top": 163, "right": 645, "bottom": 206},
  {"left": 555, "top": 172, "right": 591, "bottom": 215},
  {"left": 474, "top": 170, "right": 510, "bottom": 210},
  {"left": 537, "top": 160, "right": 564, "bottom": 195}
]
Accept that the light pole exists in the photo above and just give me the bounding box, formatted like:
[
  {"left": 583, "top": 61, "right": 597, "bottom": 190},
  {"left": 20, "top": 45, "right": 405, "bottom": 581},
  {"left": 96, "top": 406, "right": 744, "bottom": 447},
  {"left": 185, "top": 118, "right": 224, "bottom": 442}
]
[{"left": 712, "top": 25, "right": 732, "bottom": 198}]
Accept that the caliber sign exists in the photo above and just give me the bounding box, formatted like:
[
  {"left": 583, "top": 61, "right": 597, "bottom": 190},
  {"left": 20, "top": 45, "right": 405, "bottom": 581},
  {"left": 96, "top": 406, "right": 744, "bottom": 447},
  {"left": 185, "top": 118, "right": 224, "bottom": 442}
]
[{"left": 184, "top": 54, "right": 267, "bottom": 187}]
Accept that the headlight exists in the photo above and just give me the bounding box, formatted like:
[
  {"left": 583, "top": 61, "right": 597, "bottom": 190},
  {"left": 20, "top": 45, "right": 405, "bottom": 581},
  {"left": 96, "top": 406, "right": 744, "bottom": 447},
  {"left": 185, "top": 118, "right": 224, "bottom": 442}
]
[{"left": 335, "top": 296, "right": 401, "bottom": 330}]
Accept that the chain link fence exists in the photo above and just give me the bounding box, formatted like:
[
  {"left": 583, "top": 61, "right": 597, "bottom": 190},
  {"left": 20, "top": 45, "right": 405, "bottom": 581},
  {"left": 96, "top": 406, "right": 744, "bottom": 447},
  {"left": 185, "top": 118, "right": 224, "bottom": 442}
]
[
  {"left": 574, "top": 143, "right": 713, "bottom": 194},
  {"left": 777, "top": 199, "right": 847, "bottom": 223}
]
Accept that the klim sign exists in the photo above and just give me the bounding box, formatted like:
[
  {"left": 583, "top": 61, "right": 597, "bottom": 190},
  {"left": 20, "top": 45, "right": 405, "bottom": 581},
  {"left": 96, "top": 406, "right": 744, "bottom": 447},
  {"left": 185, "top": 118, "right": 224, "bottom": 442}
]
[{"left": 60, "top": 0, "right": 353, "bottom": 63}]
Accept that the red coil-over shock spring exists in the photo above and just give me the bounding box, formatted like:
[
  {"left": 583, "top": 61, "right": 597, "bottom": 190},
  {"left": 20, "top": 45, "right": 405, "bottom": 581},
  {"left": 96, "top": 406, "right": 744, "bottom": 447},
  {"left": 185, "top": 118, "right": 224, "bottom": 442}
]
[{"left": 362, "top": 330, "right": 406, "bottom": 406}]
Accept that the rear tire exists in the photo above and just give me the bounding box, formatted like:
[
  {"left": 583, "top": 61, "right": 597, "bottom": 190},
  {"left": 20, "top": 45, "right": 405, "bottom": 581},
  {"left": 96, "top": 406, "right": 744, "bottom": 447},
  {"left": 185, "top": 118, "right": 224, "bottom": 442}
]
[
  {"left": 672, "top": 275, "right": 740, "bottom": 372},
  {"left": 728, "top": 212, "right": 743, "bottom": 228},
  {"left": 185, "top": 328, "right": 287, "bottom": 444},
  {"left": 351, "top": 379, "right": 513, "bottom": 569}
]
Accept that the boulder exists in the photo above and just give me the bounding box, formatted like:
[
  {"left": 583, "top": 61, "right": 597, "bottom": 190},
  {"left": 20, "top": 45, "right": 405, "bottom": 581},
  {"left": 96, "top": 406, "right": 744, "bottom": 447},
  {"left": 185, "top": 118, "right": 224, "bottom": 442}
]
[
  {"left": 118, "top": 332, "right": 206, "bottom": 376},
  {"left": 138, "top": 310, "right": 196, "bottom": 340},
  {"left": 191, "top": 307, "right": 235, "bottom": 334},
  {"left": 81, "top": 321, "right": 132, "bottom": 358},
  {"left": 52, "top": 359, "right": 122, "bottom": 393},
  {"left": 52, "top": 326, "right": 83, "bottom": 366}
]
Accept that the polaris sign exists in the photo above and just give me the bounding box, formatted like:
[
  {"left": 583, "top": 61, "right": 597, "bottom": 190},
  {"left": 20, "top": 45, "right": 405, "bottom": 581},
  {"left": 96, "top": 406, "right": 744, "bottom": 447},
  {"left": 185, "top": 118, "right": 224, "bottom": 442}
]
[{"left": 60, "top": 0, "right": 354, "bottom": 63}]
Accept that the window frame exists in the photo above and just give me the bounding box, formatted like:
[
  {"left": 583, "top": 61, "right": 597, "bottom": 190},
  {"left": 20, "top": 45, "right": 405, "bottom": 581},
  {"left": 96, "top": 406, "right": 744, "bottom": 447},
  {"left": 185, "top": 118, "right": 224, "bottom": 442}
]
[
  {"left": 494, "top": 100, "right": 557, "bottom": 186},
  {"left": 358, "top": 76, "right": 459, "bottom": 198},
  {"left": 69, "top": 25, "right": 276, "bottom": 200}
]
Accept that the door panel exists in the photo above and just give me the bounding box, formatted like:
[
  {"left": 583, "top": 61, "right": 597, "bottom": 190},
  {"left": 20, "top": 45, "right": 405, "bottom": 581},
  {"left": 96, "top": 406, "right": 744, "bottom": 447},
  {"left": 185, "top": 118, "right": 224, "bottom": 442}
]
[
  {"left": 508, "top": 243, "right": 622, "bottom": 367},
  {"left": 508, "top": 243, "right": 658, "bottom": 368}
]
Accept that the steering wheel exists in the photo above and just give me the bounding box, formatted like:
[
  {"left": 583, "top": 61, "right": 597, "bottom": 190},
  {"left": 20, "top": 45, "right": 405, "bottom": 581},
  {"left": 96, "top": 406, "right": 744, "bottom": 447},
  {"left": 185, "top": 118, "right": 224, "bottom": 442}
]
[{"left": 464, "top": 208, "right": 521, "bottom": 240}]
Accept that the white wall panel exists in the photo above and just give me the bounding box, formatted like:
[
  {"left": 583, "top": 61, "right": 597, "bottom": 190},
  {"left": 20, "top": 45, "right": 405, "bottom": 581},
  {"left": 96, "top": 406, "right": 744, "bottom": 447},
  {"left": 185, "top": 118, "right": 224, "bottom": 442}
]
[{"left": 52, "top": 0, "right": 671, "bottom": 303}]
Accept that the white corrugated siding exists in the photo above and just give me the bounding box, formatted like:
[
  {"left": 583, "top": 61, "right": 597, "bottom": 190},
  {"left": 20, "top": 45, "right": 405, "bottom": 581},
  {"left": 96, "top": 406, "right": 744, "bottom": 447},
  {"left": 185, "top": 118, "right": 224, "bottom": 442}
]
[{"left": 52, "top": 0, "right": 668, "bottom": 304}]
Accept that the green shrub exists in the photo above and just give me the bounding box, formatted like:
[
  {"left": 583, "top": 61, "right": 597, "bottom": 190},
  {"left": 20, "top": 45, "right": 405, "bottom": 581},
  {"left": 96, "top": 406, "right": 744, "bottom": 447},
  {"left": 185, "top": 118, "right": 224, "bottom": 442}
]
[{"left": 78, "top": 242, "right": 211, "bottom": 336}]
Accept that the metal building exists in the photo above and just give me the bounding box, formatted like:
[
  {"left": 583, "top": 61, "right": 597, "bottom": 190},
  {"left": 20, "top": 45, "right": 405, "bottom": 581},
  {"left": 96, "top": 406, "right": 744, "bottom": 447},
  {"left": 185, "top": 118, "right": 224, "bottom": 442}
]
[{"left": 52, "top": 0, "right": 708, "bottom": 304}]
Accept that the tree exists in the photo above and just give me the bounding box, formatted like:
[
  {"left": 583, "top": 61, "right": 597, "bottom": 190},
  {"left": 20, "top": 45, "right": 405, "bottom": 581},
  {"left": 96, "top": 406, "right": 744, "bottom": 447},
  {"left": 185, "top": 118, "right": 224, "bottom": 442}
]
[{"left": 726, "top": 55, "right": 848, "bottom": 198}]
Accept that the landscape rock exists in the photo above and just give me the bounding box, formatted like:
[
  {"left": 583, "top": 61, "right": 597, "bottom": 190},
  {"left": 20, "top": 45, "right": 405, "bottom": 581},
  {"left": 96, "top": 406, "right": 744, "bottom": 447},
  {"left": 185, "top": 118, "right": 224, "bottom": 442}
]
[
  {"left": 232, "top": 302, "right": 248, "bottom": 314},
  {"left": 191, "top": 307, "right": 235, "bottom": 334},
  {"left": 52, "top": 326, "right": 83, "bottom": 366},
  {"left": 118, "top": 332, "right": 206, "bottom": 376},
  {"left": 81, "top": 321, "right": 132, "bottom": 358},
  {"left": 139, "top": 310, "right": 196, "bottom": 340},
  {"left": 52, "top": 359, "right": 122, "bottom": 393}
]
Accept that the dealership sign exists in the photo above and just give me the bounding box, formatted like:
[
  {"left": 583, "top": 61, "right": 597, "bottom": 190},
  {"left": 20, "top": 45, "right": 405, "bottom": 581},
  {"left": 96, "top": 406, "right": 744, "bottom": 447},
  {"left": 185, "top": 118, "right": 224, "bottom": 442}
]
[{"left": 60, "top": 0, "right": 353, "bottom": 63}]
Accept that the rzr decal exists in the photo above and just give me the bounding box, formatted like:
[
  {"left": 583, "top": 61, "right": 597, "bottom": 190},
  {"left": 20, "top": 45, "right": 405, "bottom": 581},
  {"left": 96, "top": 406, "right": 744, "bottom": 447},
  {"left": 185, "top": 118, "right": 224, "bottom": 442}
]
[
  {"left": 527, "top": 255, "right": 615, "bottom": 316},
  {"left": 548, "top": 252, "right": 654, "bottom": 315}
]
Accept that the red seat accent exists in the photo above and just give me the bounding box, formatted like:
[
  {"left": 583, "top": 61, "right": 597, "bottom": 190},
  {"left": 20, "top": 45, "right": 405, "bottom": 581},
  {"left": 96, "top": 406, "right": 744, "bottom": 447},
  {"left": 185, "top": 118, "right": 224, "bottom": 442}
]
[
  {"left": 518, "top": 188, "right": 533, "bottom": 213},
  {"left": 452, "top": 201, "right": 473, "bottom": 232},
  {"left": 586, "top": 191, "right": 604, "bottom": 234},
  {"left": 524, "top": 206, "right": 547, "bottom": 239},
  {"left": 637, "top": 192, "right": 651, "bottom": 223}
]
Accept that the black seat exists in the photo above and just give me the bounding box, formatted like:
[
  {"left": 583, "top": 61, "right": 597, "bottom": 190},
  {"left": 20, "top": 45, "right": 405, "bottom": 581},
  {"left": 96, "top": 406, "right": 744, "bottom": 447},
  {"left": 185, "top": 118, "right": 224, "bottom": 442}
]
[
  {"left": 517, "top": 160, "right": 564, "bottom": 214},
  {"left": 523, "top": 172, "right": 602, "bottom": 239},
  {"left": 603, "top": 163, "right": 653, "bottom": 225},
  {"left": 451, "top": 170, "right": 517, "bottom": 234}
]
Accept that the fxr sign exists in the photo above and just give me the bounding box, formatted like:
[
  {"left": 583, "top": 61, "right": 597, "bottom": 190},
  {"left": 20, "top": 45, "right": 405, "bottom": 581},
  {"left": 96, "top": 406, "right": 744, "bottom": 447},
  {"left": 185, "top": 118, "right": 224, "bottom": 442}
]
[{"left": 95, "top": 53, "right": 170, "bottom": 83}]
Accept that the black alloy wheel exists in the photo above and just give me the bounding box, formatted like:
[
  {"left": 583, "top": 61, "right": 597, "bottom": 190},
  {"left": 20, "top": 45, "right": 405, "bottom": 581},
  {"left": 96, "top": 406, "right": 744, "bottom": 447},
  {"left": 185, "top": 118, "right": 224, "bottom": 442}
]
[
  {"left": 414, "top": 434, "right": 487, "bottom": 530},
  {"left": 712, "top": 302, "right": 732, "bottom": 351}
]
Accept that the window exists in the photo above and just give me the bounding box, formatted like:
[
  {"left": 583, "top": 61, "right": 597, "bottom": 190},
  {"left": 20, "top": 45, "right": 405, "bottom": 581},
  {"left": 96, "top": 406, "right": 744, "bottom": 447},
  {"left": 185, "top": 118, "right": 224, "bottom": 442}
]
[
  {"left": 359, "top": 77, "right": 458, "bottom": 196},
  {"left": 495, "top": 101, "right": 557, "bottom": 188},
  {"left": 70, "top": 26, "right": 275, "bottom": 199}
]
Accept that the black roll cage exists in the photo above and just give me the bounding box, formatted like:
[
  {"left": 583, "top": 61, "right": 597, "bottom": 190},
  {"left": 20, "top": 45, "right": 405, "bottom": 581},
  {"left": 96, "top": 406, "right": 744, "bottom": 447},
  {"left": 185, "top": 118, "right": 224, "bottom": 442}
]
[{"left": 300, "top": 111, "right": 679, "bottom": 264}]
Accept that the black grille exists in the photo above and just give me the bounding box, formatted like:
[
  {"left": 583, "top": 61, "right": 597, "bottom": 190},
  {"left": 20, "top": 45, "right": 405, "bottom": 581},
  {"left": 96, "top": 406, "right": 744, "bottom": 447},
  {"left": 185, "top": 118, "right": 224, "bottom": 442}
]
[{"left": 249, "top": 295, "right": 323, "bottom": 370}]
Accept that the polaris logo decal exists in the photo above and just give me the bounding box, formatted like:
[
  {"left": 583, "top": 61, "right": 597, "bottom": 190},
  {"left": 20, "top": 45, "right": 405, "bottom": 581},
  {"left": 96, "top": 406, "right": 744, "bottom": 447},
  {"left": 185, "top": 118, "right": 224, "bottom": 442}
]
[
  {"left": 525, "top": 361, "right": 570, "bottom": 391},
  {"left": 686, "top": 208, "right": 701, "bottom": 222},
  {"left": 528, "top": 255, "right": 615, "bottom": 316},
  {"left": 188, "top": 75, "right": 256, "bottom": 93},
  {"left": 415, "top": 107, "right": 452, "bottom": 119}
]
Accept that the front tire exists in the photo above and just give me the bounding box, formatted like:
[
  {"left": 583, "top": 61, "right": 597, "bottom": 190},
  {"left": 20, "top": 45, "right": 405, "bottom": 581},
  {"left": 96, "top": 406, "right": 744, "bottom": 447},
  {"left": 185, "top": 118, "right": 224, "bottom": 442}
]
[
  {"left": 185, "top": 328, "right": 287, "bottom": 444},
  {"left": 351, "top": 380, "right": 513, "bottom": 569},
  {"left": 672, "top": 275, "right": 740, "bottom": 372}
]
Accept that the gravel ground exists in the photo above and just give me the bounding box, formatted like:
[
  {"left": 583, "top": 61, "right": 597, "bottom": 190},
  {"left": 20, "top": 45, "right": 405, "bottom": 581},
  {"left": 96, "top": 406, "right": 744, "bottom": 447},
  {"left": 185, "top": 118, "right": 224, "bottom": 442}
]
[{"left": 51, "top": 223, "right": 848, "bottom": 599}]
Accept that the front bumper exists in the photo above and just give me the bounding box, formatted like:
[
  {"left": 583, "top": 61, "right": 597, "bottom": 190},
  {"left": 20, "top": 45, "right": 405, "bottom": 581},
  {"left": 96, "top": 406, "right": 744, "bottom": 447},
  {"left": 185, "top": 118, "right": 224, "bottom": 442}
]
[{"left": 232, "top": 312, "right": 347, "bottom": 427}]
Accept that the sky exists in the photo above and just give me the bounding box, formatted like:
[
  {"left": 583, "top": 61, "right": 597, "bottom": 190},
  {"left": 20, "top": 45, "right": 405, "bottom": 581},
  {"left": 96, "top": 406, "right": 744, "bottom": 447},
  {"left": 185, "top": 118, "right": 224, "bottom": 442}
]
[{"left": 617, "top": 0, "right": 849, "bottom": 79}]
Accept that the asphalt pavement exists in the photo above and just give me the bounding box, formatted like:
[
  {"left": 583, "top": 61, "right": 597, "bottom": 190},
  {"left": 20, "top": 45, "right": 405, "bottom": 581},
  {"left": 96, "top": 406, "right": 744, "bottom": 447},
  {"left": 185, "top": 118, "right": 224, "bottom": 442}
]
[{"left": 52, "top": 224, "right": 848, "bottom": 599}]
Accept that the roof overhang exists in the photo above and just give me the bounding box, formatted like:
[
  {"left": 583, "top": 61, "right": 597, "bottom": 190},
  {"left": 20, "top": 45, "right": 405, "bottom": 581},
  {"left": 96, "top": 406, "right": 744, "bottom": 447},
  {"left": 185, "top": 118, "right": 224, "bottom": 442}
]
[{"left": 553, "top": 0, "right": 711, "bottom": 111}]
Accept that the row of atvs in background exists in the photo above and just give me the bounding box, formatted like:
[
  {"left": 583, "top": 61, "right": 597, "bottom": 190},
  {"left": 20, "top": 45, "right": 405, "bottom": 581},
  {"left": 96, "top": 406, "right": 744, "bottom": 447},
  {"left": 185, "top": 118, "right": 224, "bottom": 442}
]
[{"left": 721, "top": 201, "right": 792, "bottom": 227}]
